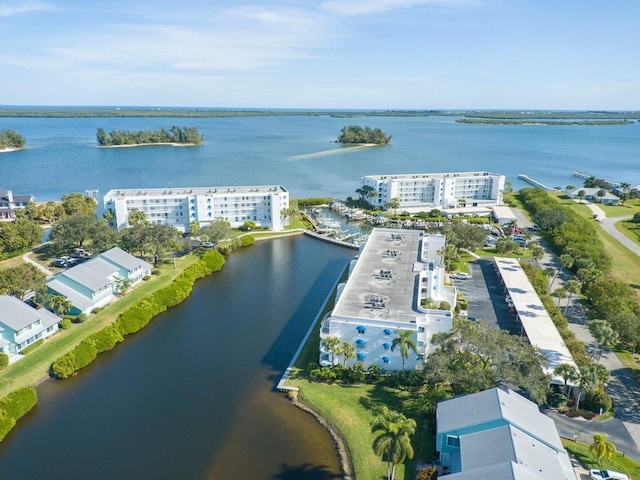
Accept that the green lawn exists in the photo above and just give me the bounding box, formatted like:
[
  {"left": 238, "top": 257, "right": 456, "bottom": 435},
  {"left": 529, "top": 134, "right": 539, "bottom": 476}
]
[
  {"left": 0, "top": 254, "right": 198, "bottom": 398},
  {"left": 616, "top": 220, "right": 640, "bottom": 247},
  {"left": 598, "top": 200, "right": 640, "bottom": 218},
  {"left": 562, "top": 438, "right": 640, "bottom": 477}
]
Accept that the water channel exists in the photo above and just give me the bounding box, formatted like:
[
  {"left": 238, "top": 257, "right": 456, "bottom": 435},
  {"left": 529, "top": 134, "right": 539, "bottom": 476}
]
[{"left": 0, "top": 236, "right": 354, "bottom": 480}]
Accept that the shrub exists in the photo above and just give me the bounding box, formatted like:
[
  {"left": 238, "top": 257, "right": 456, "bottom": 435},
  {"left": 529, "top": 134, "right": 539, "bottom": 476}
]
[
  {"left": 417, "top": 466, "right": 438, "bottom": 480},
  {"left": 73, "top": 313, "right": 88, "bottom": 324},
  {"left": 0, "top": 353, "right": 8, "bottom": 369},
  {"left": 83, "top": 325, "right": 123, "bottom": 353},
  {"left": 91, "top": 307, "right": 104, "bottom": 314},
  {"left": 240, "top": 235, "right": 255, "bottom": 247},
  {"left": 143, "top": 275, "right": 151, "bottom": 281},
  {"left": 59, "top": 318, "right": 72, "bottom": 330},
  {"left": 546, "top": 392, "right": 568, "bottom": 408},
  {"left": 0, "top": 387, "right": 38, "bottom": 441},
  {"left": 51, "top": 343, "right": 97, "bottom": 378},
  {"left": 583, "top": 388, "right": 613, "bottom": 413},
  {"left": 438, "top": 301, "right": 451, "bottom": 311},
  {"left": 151, "top": 269, "right": 161, "bottom": 276},
  {"left": 19, "top": 339, "right": 44, "bottom": 355}
]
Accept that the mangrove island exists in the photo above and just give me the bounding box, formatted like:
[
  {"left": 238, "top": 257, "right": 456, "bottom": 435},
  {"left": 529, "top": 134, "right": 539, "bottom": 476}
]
[
  {"left": 0, "top": 129, "right": 26, "bottom": 151},
  {"left": 337, "top": 125, "right": 392, "bottom": 145},
  {"left": 96, "top": 126, "right": 204, "bottom": 147}
]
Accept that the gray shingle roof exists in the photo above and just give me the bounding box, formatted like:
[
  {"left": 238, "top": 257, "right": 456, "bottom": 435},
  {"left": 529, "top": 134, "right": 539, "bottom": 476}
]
[
  {"left": 0, "top": 295, "right": 59, "bottom": 332},
  {"left": 59, "top": 258, "right": 118, "bottom": 292},
  {"left": 46, "top": 279, "right": 96, "bottom": 312}
]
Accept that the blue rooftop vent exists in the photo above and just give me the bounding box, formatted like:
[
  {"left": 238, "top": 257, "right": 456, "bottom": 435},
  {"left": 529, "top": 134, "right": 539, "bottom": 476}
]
[
  {"left": 357, "top": 352, "right": 367, "bottom": 360},
  {"left": 383, "top": 342, "right": 391, "bottom": 350},
  {"left": 356, "top": 339, "right": 367, "bottom": 346},
  {"left": 356, "top": 325, "right": 367, "bottom": 334},
  {"left": 383, "top": 328, "right": 392, "bottom": 335}
]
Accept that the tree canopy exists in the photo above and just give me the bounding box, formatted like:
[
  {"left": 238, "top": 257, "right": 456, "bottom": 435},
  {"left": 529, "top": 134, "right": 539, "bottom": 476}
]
[
  {"left": 0, "top": 129, "right": 26, "bottom": 149},
  {"left": 0, "top": 218, "right": 42, "bottom": 259},
  {"left": 337, "top": 125, "right": 392, "bottom": 144},
  {"left": 96, "top": 126, "right": 203, "bottom": 146},
  {"left": 0, "top": 264, "right": 46, "bottom": 300}
]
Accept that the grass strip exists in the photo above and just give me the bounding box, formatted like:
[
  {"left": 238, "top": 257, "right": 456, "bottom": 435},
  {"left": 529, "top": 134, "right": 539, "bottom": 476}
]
[{"left": 562, "top": 437, "right": 640, "bottom": 476}]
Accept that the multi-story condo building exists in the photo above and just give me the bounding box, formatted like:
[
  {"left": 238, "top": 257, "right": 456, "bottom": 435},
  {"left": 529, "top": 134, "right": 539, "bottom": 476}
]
[
  {"left": 0, "top": 187, "right": 35, "bottom": 221},
  {"left": 103, "top": 185, "right": 289, "bottom": 233},
  {"left": 361, "top": 171, "right": 505, "bottom": 213},
  {"left": 319, "top": 229, "right": 455, "bottom": 370}
]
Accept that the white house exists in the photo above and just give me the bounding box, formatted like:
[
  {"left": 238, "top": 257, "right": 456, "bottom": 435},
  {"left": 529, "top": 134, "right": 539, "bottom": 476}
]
[
  {"left": 46, "top": 247, "right": 152, "bottom": 315},
  {"left": 436, "top": 388, "right": 575, "bottom": 479},
  {"left": 103, "top": 185, "right": 289, "bottom": 233},
  {"left": 0, "top": 295, "right": 60, "bottom": 354},
  {"left": 566, "top": 187, "right": 619, "bottom": 205},
  {"left": 0, "top": 187, "right": 35, "bottom": 221},
  {"left": 361, "top": 172, "right": 505, "bottom": 214},
  {"left": 319, "top": 229, "right": 455, "bottom": 370}
]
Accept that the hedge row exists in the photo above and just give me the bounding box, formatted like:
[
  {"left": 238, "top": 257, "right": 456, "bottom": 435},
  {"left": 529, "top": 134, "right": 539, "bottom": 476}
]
[
  {"left": 20, "top": 339, "right": 44, "bottom": 355},
  {"left": 0, "top": 387, "right": 37, "bottom": 441},
  {"left": 50, "top": 250, "right": 226, "bottom": 379},
  {"left": 518, "top": 188, "right": 611, "bottom": 272}
]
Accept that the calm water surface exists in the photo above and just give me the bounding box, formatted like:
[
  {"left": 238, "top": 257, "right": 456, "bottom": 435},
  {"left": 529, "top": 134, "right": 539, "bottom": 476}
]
[
  {"left": 0, "top": 237, "right": 353, "bottom": 480},
  {"left": 0, "top": 115, "right": 638, "bottom": 201}
]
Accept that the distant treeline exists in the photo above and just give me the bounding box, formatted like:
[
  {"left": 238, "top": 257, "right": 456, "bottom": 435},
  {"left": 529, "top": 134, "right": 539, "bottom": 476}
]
[
  {"left": 337, "top": 125, "right": 392, "bottom": 145},
  {"left": 0, "top": 129, "right": 26, "bottom": 149},
  {"left": 456, "top": 118, "right": 635, "bottom": 126},
  {"left": 96, "top": 126, "right": 203, "bottom": 146},
  {"left": 460, "top": 111, "right": 640, "bottom": 120}
]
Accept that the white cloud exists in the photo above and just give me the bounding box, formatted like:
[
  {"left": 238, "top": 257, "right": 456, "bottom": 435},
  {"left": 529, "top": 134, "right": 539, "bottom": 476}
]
[
  {"left": 320, "top": 0, "right": 474, "bottom": 16},
  {"left": 0, "top": 1, "right": 55, "bottom": 17}
]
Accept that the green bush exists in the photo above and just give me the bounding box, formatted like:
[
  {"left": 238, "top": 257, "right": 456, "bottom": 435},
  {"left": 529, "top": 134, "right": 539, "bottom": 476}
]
[
  {"left": 583, "top": 388, "right": 613, "bottom": 413},
  {"left": 0, "top": 387, "right": 38, "bottom": 441},
  {"left": 83, "top": 325, "right": 123, "bottom": 354},
  {"left": 0, "top": 354, "right": 8, "bottom": 369},
  {"left": 91, "top": 307, "right": 104, "bottom": 314},
  {"left": 143, "top": 275, "right": 151, "bottom": 281},
  {"left": 73, "top": 313, "right": 88, "bottom": 324},
  {"left": 59, "top": 318, "right": 72, "bottom": 329},
  {"left": 19, "top": 339, "right": 44, "bottom": 355},
  {"left": 240, "top": 235, "right": 255, "bottom": 247},
  {"left": 51, "top": 343, "right": 98, "bottom": 378}
]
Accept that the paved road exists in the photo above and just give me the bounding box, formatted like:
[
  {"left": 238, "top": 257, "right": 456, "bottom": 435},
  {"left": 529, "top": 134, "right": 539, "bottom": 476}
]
[
  {"left": 22, "top": 249, "right": 54, "bottom": 277},
  {"left": 601, "top": 214, "right": 640, "bottom": 256}
]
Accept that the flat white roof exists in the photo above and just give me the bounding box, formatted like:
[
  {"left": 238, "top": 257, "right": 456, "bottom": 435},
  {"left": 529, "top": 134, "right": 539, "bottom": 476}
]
[
  {"left": 104, "top": 185, "right": 287, "bottom": 199},
  {"left": 494, "top": 257, "right": 579, "bottom": 384},
  {"left": 331, "top": 228, "right": 425, "bottom": 324},
  {"left": 364, "top": 171, "right": 503, "bottom": 180},
  {"left": 492, "top": 205, "right": 517, "bottom": 220}
]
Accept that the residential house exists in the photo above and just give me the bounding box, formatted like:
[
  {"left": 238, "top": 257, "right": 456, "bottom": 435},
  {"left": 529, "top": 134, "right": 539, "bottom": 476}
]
[
  {"left": 46, "top": 247, "right": 152, "bottom": 315},
  {"left": 436, "top": 388, "right": 575, "bottom": 479},
  {"left": 0, "top": 187, "right": 35, "bottom": 221},
  {"left": 0, "top": 295, "right": 60, "bottom": 354}
]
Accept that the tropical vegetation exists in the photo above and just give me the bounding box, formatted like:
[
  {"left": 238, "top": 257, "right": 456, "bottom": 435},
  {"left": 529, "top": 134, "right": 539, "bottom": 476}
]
[
  {"left": 337, "top": 125, "right": 392, "bottom": 144},
  {"left": 0, "top": 129, "right": 26, "bottom": 149},
  {"left": 96, "top": 126, "right": 203, "bottom": 146}
]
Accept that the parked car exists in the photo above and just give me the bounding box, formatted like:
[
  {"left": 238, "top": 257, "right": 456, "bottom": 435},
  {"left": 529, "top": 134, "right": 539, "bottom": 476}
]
[
  {"left": 200, "top": 241, "right": 215, "bottom": 248},
  {"left": 450, "top": 272, "right": 471, "bottom": 280},
  {"left": 589, "top": 469, "right": 629, "bottom": 480},
  {"left": 466, "top": 316, "right": 481, "bottom": 322}
]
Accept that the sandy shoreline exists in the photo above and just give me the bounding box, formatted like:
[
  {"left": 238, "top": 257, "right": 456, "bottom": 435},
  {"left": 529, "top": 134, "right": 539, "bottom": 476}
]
[
  {"left": 288, "top": 143, "right": 380, "bottom": 160},
  {"left": 0, "top": 147, "right": 23, "bottom": 153},
  {"left": 98, "top": 142, "right": 200, "bottom": 148}
]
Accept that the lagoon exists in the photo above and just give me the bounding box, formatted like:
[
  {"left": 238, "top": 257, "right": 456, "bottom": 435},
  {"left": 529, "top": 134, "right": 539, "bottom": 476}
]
[
  {"left": 0, "top": 236, "right": 354, "bottom": 479},
  {"left": 0, "top": 114, "right": 638, "bottom": 202}
]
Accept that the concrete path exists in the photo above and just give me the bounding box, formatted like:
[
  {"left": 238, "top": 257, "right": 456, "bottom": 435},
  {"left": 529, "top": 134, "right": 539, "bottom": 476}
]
[
  {"left": 601, "top": 215, "right": 640, "bottom": 256},
  {"left": 584, "top": 201, "right": 606, "bottom": 222},
  {"left": 22, "top": 250, "right": 54, "bottom": 277}
]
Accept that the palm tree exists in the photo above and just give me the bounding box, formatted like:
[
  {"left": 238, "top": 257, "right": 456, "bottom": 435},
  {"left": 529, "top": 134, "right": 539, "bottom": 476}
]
[
  {"left": 553, "top": 363, "right": 578, "bottom": 397},
  {"left": 391, "top": 330, "right": 419, "bottom": 370},
  {"left": 529, "top": 243, "right": 544, "bottom": 262},
  {"left": 590, "top": 320, "right": 618, "bottom": 362},
  {"left": 543, "top": 267, "right": 556, "bottom": 293},
  {"left": 554, "top": 286, "right": 567, "bottom": 307},
  {"left": 385, "top": 197, "right": 401, "bottom": 216},
  {"left": 590, "top": 433, "right": 616, "bottom": 464},
  {"left": 371, "top": 406, "right": 417, "bottom": 480},
  {"left": 563, "top": 279, "right": 581, "bottom": 315},
  {"left": 619, "top": 182, "right": 631, "bottom": 206},
  {"left": 596, "top": 189, "right": 606, "bottom": 203},
  {"left": 577, "top": 189, "right": 586, "bottom": 203},
  {"left": 322, "top": 336, "right": 341, "bottom": 365},
  {"left": 48, "top": 294, "right": 72, "bottom": 317},
  {"left": 341, "top": 341, "right": 356, "bottom": 366},
  {"left": 548, "top": 254, "right": 574, "bottom": 292}
]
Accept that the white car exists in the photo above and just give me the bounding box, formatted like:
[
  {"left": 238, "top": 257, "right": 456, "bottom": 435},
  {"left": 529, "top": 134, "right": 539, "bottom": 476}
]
[
  {"left": 589, "top": 469, "right": 629, "bottom": 480},
  {"left": 450, "top": 272, "right": 471, "bottom": 280}
]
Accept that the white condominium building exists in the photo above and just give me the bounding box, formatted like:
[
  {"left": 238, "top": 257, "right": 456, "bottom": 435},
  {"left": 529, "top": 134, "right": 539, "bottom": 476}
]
[
  {"left": 103, "top": 185, "right": 289, "bottom": 233},
  {"left": 362, "top": 171, "right": 505, "bottom": 213},
  {"left": 319, "top": 229, "right": 455, "bottom": 370}
]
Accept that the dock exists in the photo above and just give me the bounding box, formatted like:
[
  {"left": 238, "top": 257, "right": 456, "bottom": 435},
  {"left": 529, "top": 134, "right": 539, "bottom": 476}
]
[
  {"left": 304, "top": 230, "right": 361, "bottom": 250},
  {"left": 571, "top": 170, "right": 621, "bottom": 188},
  {"left": 517, "top": 174, "right": 559, "bottom": 192}
]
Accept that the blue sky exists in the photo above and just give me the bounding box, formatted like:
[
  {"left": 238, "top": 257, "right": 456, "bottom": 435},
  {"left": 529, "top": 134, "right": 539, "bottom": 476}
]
[{"left": 1, "top": 0, "right": 638, "bottom": 109}]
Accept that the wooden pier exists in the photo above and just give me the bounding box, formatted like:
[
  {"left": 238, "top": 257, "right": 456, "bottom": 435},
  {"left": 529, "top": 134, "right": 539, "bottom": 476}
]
[
  {"left": 517, "top": 174, "right": 559, "bottom": 192},
  {"left": 570, "top": 170, "right": 621, "bottom": 188}
]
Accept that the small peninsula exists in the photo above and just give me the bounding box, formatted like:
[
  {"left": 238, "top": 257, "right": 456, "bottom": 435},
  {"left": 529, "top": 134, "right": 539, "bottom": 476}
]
[
  {"left": 337, "top": 125, "right": 392, "bottom": 145},
  {"left": 0, "top": 129, "right": 26, "bottom": 152},
  {"left": 96, "top": 126, "right": 203, "bottom": 147}
]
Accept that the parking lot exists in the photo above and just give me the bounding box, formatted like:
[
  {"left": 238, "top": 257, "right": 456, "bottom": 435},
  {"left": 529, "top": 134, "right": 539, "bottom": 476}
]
[{"left": 452, "top": 258, "right": 521, "bottom": 334}]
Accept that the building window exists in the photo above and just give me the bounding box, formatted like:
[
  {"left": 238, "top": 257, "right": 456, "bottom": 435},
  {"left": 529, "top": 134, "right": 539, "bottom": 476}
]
[{"left": 446, "top": 436, "right": 460, "bottom": 447}]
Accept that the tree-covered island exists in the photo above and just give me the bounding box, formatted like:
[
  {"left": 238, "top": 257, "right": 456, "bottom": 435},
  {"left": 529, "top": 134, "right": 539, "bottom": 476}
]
[
  {"left": 96, "top": 126, "right": 203, "bottom": 146},
  {"left": 0, "top": 129, "right": 26, "bottom": 150},
  {"left": 337, "top": 125, "right": 392, "bottom": 145}
]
